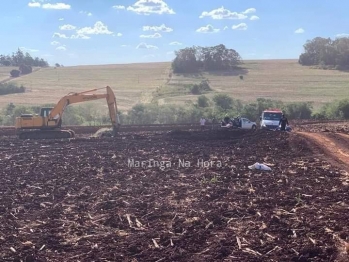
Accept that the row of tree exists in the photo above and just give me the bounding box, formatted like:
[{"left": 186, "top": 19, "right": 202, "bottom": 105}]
[
  {"left": 0, "top": 48, "right": 49, "bottom": 67},
  {"left": 172, "top": 44, "right": 242, "bottom": 73},
  {"left": 2, "top": 96, "right": 348, "bottom": 126},
  {"left": 298, "top": 37, "right": 349, "bottom": 68},
  {"left": 172, "top": 37, "right": 349, "bottom": 73}
]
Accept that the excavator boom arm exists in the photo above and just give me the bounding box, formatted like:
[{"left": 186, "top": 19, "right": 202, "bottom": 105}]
[{"left": 48, "top": 86, "right": 118, "bottom": 129}]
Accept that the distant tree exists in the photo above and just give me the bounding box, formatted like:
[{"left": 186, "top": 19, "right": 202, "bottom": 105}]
[
  {"left": 0, "top": 83, "right": 26, "bottom": 95},
  {"left": 19, "top": 64, "right": 32, "bottom": 74},
  {"left": 333, "top": 37, "right": 349, "bottom": 67},
  {"left": 299, "top": 36, "right": 349, "bottom": 68},
  {"left": 0, "top": 48, "right": 49, "bottom": 67},
  {"left": 197, "top": 95, "right": 210, "bottom": 107},
  {"left": 172, "top": 47, "right": 199, "bottom": 73},
  {"left": 12, "top": 48, "right": 25, "bottom": 66},
  {"left": 212, "top": 94, "right": 233, "bottom": 110},
  {"left": 55, "top": 63, "right": 61, "bottom": 67},
  {"left": 172, "top": 44, "right": 242, "bottom": 73},
  {"left": 284, "top": 102, "right": 313, "bottom": 119},
  {"left": 23, "top": 52, "right": 34, "bottom": 66},
  {"left": 10, "top": 69, "right": 20, "bottom": 77},
  {"left": 1, "top": 60, "right": 11, "bottom": 66},
  {"left": 337, "top": 99, "right": 349, "bottom": 119},
  {"left": 5, "top": 103, "right": 16, "bottom": 115}
]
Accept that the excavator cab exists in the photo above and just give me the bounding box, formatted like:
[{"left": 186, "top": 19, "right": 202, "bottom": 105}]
[{"left": 40, "top": 107, "right": 53, "bottom": 117}]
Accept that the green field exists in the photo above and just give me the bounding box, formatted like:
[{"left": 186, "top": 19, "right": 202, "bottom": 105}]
[{"left": 1, "top": 59, "right": 349, "bottom": 112}]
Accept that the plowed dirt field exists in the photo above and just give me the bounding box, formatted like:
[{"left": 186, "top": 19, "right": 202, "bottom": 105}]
[{"left": 0, "top": 129, "right": 348, "bottom": 261}]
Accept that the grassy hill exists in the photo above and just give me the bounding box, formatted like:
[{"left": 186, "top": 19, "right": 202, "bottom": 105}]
[
  {"left": 0, "top": 66, "right": 19, "bottom": 83},
  {"left": 1, "top": 59, "right": 349, "bottom": 112}
]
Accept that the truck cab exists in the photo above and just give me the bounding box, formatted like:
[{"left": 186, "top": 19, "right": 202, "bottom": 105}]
[{"left": 260, "top": 109, "right": 283, "bottom": 130}]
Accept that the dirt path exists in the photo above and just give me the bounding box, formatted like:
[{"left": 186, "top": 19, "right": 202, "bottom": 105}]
[{"left": 296, "top": 131, "right": 349, "bottom": 172}]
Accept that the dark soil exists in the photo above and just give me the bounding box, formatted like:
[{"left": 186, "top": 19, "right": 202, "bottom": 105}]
[
  {"left": 0, "top": 129, "right": 348, "bottom": 261},
  {"left": 294, "top": 122, "right": 349, "bottom": 134}
]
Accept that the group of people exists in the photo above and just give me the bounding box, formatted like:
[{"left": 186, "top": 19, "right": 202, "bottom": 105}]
[
  {"left": 199, "top": 115, "right": 240, "bottom": 130},
  {"left": 200, "top": 117, "right": 218, "bottom": 130},
  {"left": 199, "top": 114, "right": 289, "bottom": 131}
]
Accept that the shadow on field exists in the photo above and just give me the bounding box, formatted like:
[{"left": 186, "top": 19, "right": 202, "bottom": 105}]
[
  {"left": 174, "top": 72, "right": 205, "bottom": 78},
  {"left": 207, "top": 67, "right": 249, "bottom": 76},
  {"left": 174, "top": 67, "right": 249, "bottom": 78}
]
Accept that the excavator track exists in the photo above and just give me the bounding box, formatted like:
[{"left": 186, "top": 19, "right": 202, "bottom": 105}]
[{"left": 18, "top": 130, "right": 75, "bottom": 140}]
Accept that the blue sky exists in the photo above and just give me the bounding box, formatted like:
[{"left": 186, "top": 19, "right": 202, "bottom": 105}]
[{"left": 1, "top": 0, "right": 349, "bottom": 66}]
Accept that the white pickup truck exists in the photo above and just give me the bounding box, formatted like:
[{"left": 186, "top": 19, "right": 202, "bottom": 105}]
[{"left": 221, "top": 117, "right": 257, "bottom": 130}]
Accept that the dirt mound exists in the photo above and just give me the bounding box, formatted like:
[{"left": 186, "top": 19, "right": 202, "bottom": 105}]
[
  {"left": 0, "top": 131, "right": 348, "bottom": 261},
  {"left": 294, "top": 122, "right": 349, "bottom": 134},
  {"left": 91, "top": 127, "right": 114, "bottom": 138}
]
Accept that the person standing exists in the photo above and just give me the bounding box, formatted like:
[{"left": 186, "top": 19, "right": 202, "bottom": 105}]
[
  {"left": 211, "top": 117, "right": 217, "bottom": 130},
  {"left": 279, "top": 114, "right": 289, "bottom": 131},
  {"left": 200, "top": 117, "right": 206, "bottom": 130}
]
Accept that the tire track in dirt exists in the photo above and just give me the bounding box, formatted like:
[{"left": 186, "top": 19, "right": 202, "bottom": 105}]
[{"left": 296, "top": 131, "right": 349, "bottom": 172}]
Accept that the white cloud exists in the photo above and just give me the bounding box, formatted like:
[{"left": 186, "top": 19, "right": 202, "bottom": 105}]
[
  {"left": 28, "top": 2, "right": 41, "bottom": 7},
  {"left": 136, "top": 42, "right": 158, "bottom": 49},
  {"left": 42, "top": 3, "right": 71, "bottom": 9},
  {"left": 140, "top": 33, "right": 162, "bottom": 38},
  {"left": 20, "top": 47, "right": 39, "bottom": 52},
  {"left": 113, "top": 5, "right": 125, "bottom": 10},
  {"left": 79, "top": 11, "right": 92, "bottom": 16},
  {"left": 336, "top": 33, "right": 349, "bottom": 38},
  {"left": 242, "top": 8, "right": 256, "bottom": 14},
  {"left": 294, "top": 28, "right": 305, "bottom": 34},
  {"left": 59, "top": 24, "right": 76, "bottom": 30},
  {"left": 142, "top": 24, "right": 173, "bottom": 32},
  {"left": 70, "top": 33, "right": 90, "bottom": 39},
  {"left": 223, "top": 26, "right": 228, "bottom": 30},
  {"left": 50, "top": 41, "right": 60, "bottom": 45},
  {"left": 169, "top": 41, "right": 182, "bottom": 45},
  {"left": 76, "top": 21, "right": 112, "bottom": 35},
  {"left": 232, "top": 23, "right": 248, "bottom": 30},
  {"left": 196, "top": 24, "right": 220, "bottom": 33},
  {"left": 52, "top": 32, "right": 68, "bottom": 38},
  {"left": 250, "top": 15, "right": 259, "bottom": 20},
  {"left": 28, "top": 1, "right": 71, "bottom": 10},
  {"left": 127, "top": 0, "right": 175, "bottom": 15},
  {"left": 59, "top": 18, "right": 64, "bottom": 20},
  {"left": 199, "top": 6, "right": 255, "bottom": 20},
  {"left": 56, "top": 45, "right": 66, "bottom": 51}
]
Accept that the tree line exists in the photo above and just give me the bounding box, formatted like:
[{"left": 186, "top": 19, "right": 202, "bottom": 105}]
[
  {"left": 0, "top": 48, "right": 49, "bottom": 67},
  {"left": 0, "top": 83, "right": 25, "bottom": 96},
  {"left": 2, "top": 96, "right": 349, "bottom": 127},
  {"left": 172, "top": 37, "right": 349, "bottom": 73},
  {"left": 172, "top": 44, "right": 242, "bottom": 73},
  {"left": 298, "top": 37, "right": 349, "bottom": 69}
]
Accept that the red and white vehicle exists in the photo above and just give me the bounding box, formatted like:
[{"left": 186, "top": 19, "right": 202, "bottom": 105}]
[{"left": 260, "top": 108, "right": 283, "bottom": 130}]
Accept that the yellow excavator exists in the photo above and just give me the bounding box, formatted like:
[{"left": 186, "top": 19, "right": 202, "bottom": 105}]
[{"left": 15, "top": 86, "right": 119, "bottom": 139}]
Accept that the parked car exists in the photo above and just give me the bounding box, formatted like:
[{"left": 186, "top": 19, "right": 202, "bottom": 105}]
[{"left": 221, "top": 117, "right": 257, "bottom": 130}]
